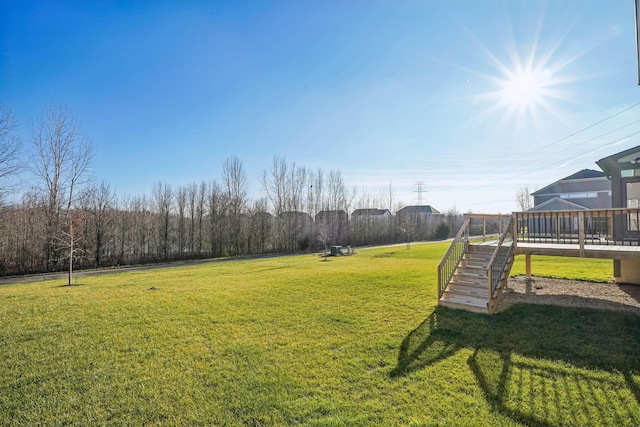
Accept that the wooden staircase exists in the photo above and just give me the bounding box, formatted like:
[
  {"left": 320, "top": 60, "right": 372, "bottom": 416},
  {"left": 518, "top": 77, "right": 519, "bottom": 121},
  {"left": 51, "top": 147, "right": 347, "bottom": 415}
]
[
  {"left": 437, "top": 215, "right": 516, "bottom": 314},
  {"left": 438, "top": 245, "right": 508, "bottom": 313}
]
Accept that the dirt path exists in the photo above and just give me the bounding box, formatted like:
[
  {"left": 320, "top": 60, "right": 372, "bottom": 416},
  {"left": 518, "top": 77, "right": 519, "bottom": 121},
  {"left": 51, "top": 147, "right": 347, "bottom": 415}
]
[{"left": 498, "top": 275, "right": 640, "bottom": 314}]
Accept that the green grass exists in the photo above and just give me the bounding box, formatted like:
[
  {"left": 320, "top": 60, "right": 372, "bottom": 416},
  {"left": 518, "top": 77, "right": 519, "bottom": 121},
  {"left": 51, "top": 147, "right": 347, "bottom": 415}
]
[
  {"left": 0, "top": 243, "right": 639, "bottom": 426},
  {"left": 511, "top": 254, "right": 614, "bottom": 282}
]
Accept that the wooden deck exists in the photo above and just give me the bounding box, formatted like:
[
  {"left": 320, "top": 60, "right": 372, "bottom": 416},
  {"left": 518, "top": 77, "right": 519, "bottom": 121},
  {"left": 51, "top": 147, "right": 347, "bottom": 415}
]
[
  {"left": 516, "top": 242, "right": 640, "bottom": 260},
  {"left": 438, "top": 211, "right": 640, "bottom": 314}
]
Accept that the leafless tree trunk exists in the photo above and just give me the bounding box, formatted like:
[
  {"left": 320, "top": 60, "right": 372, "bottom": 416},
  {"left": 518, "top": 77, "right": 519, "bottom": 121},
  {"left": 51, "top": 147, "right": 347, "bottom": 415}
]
[
  {"left": 222, "top": 156, "right": 247, "bottom": 255},
  {"left": 83, "top": 180, "right": 115, "bottom": 267},
  {"left": 176, "top": 185, "right": 187, "bottom": 256},
  {"left": 0, "top": 104, "right": 22, "bottom": 203},
  {"left": 207, "top": 180, "right": 225, "bottom": 257},
  {"left": 197, "top": 181, "right": 206, "bottom": 254},
  {"left": 187, "top": 182, "right": 197, "bottom": 254},
  {"left": 261, "top": 155, "right": 288, "bottom": 250},
  {"left": 29, "top": 103, "right": 94, "bottom": 273},
  {"left": 153, "top": 182, "right": 173, "bottom": 260}
]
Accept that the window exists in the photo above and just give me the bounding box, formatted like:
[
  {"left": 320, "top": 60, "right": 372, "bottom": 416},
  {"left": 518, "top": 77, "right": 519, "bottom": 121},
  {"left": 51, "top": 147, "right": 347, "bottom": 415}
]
[{"left": 559, "top": 192, "right": 597, "bottom": 199}]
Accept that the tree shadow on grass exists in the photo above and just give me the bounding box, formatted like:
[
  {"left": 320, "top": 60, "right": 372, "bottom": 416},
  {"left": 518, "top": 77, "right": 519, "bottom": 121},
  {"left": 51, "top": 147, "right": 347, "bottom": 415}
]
[{"left": 392, "top": 304, "right": 640, "bottom": 426}]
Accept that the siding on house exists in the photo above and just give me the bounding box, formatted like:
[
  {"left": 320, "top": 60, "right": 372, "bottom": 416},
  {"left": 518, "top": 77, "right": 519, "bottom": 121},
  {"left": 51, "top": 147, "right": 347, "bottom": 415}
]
[{"left": 530, "top": 169, "right": 611, "bottom": 211}]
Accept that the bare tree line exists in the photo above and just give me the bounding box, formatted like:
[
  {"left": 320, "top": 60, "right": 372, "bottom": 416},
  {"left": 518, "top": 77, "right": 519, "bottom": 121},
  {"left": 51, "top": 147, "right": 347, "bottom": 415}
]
[{"left": 0, "top": 103, "right": 462, "bottom": 277}]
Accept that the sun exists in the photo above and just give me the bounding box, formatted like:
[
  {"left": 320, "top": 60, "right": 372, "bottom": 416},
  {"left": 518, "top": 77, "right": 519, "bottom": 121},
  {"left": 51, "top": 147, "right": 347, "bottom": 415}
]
[
  {"left": 470, "top": 20, "right": 577, "bottom": 131},
  {"left": 499, "top": 67, "right": 554, "bottom": 113}
]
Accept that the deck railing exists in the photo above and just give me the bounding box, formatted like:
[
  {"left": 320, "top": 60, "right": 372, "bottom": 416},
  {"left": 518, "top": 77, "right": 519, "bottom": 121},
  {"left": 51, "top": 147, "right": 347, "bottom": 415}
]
[
  {"left": 438, "top": 216, "right": 470, "bottom": 298},
  {"left": 486, "top": 215, "right": 515, "bottom": 314},
  {"left": 515, "top": 207, "right": 640, "bottom": 248}
]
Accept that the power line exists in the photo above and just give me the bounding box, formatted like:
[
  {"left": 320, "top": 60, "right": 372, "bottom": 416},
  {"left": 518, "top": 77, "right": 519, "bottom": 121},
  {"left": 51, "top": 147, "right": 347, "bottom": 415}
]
[{"left": 521, "top": 99, "right": 640, "bottom": 157}]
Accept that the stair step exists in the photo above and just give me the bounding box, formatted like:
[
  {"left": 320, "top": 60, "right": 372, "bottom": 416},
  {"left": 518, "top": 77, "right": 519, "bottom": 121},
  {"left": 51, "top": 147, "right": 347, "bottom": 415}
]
[
  {"left": 454, "top": 270, "right": 488, "bottom": 279},
  {"left": 460, "top": 261, "right": 489, "bottom": 269},
  {"left": 448, "top": 280, "right": 487, "bottom": 291},
  {"left": 439, "top": 297, "right": 488, "bottom": 314},
  {"left": 441, "top": 290, "right": 488, "bottom": 305},
  {"left": 463, "top": 254, "right": 492, "bottom": 262},
  {"left": 457, "top": 265, "right": 486, "bottom": 274},
  {"left": 468, "top": 247, "right": 495, "bottom": 255},
  {"left": 450, "top": 276, "right": 486, "bottom": 287},
  {"left": 444, "top": 287, "right": 489, "bottom": 299}
]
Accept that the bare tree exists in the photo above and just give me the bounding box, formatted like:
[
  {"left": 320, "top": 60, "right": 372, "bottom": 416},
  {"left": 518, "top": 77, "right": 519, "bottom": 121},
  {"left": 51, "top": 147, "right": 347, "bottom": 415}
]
[
  {"left": 222, "top": 156, "right": 248, "bottom": 255},
  {"left": 152, "top": 182, "right": 173, "bottom": 260},
  {"left": 207, "top": 180, "right": 226, "bottom": 257},
  {"left": 29, "top": 103, "right": 94, "bottom": 273},
  {"left": 196, "top": 181, "right": 206, "bottom": 254},
  {"left": 516, "top": 186, "right": 533, "bottom": 211},
  {"left": 83, "top": 180, "right": 115, "bottom": 267},
  {"left": 176, "top": 185, "right": 187, "bottom": 255},
  {"left": 261, "top": 155, "right": 288, "bottom": 250},
  {"left": 0, "top": 104, "right": 22, "bottom": 202},
  {"left": 187, "top": 182, "right": 197, "bottom": 253},
  {"left": 261, "top": 155, "right": 288, "bottom": 216}
]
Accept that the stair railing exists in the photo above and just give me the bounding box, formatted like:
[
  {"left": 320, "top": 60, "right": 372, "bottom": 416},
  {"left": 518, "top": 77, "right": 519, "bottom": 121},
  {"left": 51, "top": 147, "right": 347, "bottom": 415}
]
[
  {"left": 486, "top": 215, "right": 515, "bottom": 313},
  {"left": 438, "top": 215, "right": 471, "bottom": 298}
]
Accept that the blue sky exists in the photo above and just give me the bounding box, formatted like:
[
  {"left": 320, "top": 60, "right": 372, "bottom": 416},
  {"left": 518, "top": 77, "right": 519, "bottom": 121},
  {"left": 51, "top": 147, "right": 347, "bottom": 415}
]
[{"left": 1, "top": 0, "right": 639, "bottom": 213}]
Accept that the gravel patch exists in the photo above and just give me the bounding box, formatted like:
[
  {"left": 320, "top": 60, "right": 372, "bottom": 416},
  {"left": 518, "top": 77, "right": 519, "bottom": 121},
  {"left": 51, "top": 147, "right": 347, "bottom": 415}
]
[{"left": 497, "top": 275, "right": 640, "bottom": 315}]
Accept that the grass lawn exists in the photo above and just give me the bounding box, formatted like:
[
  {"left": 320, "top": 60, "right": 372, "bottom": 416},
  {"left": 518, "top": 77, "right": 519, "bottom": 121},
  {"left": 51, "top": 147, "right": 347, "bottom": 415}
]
[{"left": 0, "top": 243, "right": 639, "bottom": 426}]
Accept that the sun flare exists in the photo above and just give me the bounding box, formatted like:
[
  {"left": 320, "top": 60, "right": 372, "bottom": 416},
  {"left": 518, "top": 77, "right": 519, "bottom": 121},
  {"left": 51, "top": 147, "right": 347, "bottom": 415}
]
[
  {"left": 470, "top": 17, "right": 577, "bottom": 131},
  {"left": 499, "top": 67, "right": 554, "bottom": 112}
]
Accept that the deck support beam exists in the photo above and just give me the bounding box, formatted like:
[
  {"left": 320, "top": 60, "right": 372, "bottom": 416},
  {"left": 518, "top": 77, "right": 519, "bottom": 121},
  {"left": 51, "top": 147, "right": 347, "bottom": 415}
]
[
  {"left": 614, "top": 259, "right": 640, "bottom": 284},
  {"left": 525, "top": 254, "right": 531, "bottom": 278}
]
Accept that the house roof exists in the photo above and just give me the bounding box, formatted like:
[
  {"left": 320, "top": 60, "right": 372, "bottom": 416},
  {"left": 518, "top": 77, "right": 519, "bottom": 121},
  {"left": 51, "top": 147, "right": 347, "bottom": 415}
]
[
  {"left": 532, "top": 169, "right": 610, "bottom": 196},
  {"left": 397, "top": 205, "right": 441, "bottom": 214},
  {"left": 527, "top": 197, "right": 589, "bottom": 212},
  {"left": 596, "top": 144, "right": 640, "bottom": 177},
  {"left": 562, "top": 169, "right": 605, "bottom": 180},
  {"left": 351, "top": 208, "right": 390, "bottom": 216}
]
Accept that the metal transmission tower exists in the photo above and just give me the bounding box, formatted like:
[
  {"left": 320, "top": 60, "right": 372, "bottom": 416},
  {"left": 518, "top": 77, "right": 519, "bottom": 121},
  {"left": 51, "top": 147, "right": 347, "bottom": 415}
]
[{"left": 413, "top": 181, "right": 428, "bottom": 205}]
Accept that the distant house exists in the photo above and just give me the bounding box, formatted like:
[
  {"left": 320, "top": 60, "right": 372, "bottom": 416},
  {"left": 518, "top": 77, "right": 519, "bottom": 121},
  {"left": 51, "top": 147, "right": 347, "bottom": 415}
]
[
  {"left": 351, "top": 208, "right": 391, "bottom": 220},
  {"left": 396, "top": 205, "right": 441, "bottom": 218},
  {"left": 526, "top": 169, "right": 612, "bottom": 237},
  {"left": 529, "top": 169, "right": 611, "bottom": 212},
  {"left": 396, "top": 205, "right": 442, "bottom": 240},
  {"left": 350, "top": 208, "right": 391, "bottom": 246}
]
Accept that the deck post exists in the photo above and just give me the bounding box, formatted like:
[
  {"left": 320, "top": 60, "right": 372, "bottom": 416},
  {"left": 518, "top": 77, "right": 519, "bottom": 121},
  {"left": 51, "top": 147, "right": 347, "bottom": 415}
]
[
  {"left": 482, "top": 218, "right": 486, "bottom": 241},
  {"left": 578, "top": 211, "right": 585, "bottom": 257},
  {"left": 526, "top": 254, "right": 531, "bottom": 278},
  {"left": 512, "top": 213, "right": 518, "bottom": 253}
]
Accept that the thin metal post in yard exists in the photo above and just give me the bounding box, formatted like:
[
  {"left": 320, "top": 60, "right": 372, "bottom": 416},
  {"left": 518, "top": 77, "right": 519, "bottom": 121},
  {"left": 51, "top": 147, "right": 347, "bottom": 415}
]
[{"left": 69, "top": 221, "right": 73, "bottom": 286}]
